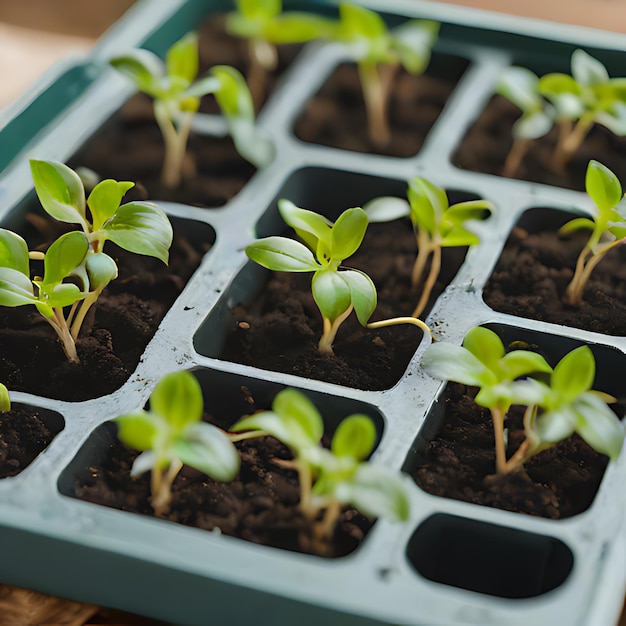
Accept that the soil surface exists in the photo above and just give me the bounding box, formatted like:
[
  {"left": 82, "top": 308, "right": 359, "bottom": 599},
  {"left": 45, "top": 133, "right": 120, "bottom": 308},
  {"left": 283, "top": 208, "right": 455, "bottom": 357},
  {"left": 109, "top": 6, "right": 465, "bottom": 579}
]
[
  {"left": 0, "top": 405, "right": 62, "bottom": 478},
  {"left": 220, "top": 221, "right": 467, "bottom": 390},
  {"left": 0, "top": 219, "right": 209, "bottom": 401},
  {"left": 483, "top": 216, "right": 626, "bottom": 335},
  {"left": 412, "top": 383, "right": 612, "bottom": 519},
  {"left": 295, "top": 61, "right": 465, "bottom": 158},
  {"left": 70, "top": 414, "right": 373, "bottom": 558},
  {"left": 453, "top": 95, "right": 626, "bottom": 191}
]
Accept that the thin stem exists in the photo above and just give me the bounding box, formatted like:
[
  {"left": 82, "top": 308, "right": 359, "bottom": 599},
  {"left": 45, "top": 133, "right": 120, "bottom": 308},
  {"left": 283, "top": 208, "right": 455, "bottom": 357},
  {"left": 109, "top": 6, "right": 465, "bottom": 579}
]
[
  {"left": 367, "top": 316, "right": 434, "bottom": 341},
  {"left": 247, "top": 38, "right": 277, "bottom": 112},
  {"left": 553, "top": 118, "right": 573, "bottom": 170},
  {"left": 154, "top": 103, "right": 193, "bottom": 189},
  {"left": 70, "top": 289, "right": 101, "bottom": 341},
  {"left": 411, "top": 231, "right": 432, "bottom": 288},
  {"left": 490, "top": 406, "right": 507, "bottom": 475},
  {"left": 151, "top": 459, "right": 183, "bottom": 517},
  {"left": 412, "top": 244, "right": 441, "bottom": 318},
  {"left": 297, "top": 462, "right": 313, "bottom": 517},
  {"left": 228, "top": 430, "right": 267, "bottom": 443},
  {"left": 564, "top": 246, "right": 592, "bottom": 305},
  {"left": 318, "top": 306, "right": 354, "bottom": 355},
  {"left": 311, "top": 500, "right": 342, "bottom": 555},
  {"left": 560, "top": 116, "right": 593, "bottom": 165},
  {"left": 44, "top": 309, "right": 79, "bottom": 363},
  {"left": 502, "top": 137, "right": 530, "bottom": 178},
  {"left": 358, "top": 61, "right": 397, "bottom": 148}
]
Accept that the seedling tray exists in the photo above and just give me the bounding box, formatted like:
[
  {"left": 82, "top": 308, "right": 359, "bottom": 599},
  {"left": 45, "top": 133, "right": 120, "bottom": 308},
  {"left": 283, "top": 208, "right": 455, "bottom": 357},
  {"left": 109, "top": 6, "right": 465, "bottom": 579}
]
[{"left": 0, "top": 1, "right": 624, "bottom": 624}]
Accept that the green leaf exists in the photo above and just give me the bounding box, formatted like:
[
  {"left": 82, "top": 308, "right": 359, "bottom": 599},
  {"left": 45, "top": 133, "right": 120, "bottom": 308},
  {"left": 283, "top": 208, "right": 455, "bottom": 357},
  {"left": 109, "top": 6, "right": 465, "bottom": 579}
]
[
  {"left": 551, "top": 346, "right": 595, "bottom": 402},
  {"left": 246, "top": 236, "right": 320, "bottom": 272},
  {"left": 30, "top": 160, "right": 87, "bottom": 229},
  {"left": 331, "top": 415, "right": 376, "bottom": 461},
  {"left": 341, "top": 269, "right": 377, "bottom": 326},
  {"left": 102, "top": 201, "right": 173, "bottom": 264},
  {"left": 150, "top": 370, "right": 203, "bottom": 433},
  {"left": 339, "top": 3, "right": 387, "bottom": 41},
  {"left": 0, "top": 267, "right": 36, "bottom": 307},
  {"left": 87, "top": 180, "right": 135, "bottom": 231},
  {"left": 166, "top": 32, "right": 198, "bottom": 84},
  {"left": 109, "top": 49, "right": 164, "bottom": 96},
  {"left": 439, "top": 225, "right": 479, "bottom": 248},
  {"left": 331, "top": 207, "right": 368, "bottom": 260},
  {"left": 86, "top": 253, "right": 118, "bottom": 291},
  {"left": 42, "top": 231, "right": 89, "bottom": 288},
  {"left": 445, "top": 200, "right": 493, "bottom": 225},
  {"left": 462, "top": 326, "right": 504, "bottom": 369},
  {"left": 573, "top": 393, "right": 624, "bottom": 460},
  {"left": 497, "top": 66, "right": 542, "bottom": 112},
  {"left": 273, "top": 388, "right": 324, "bottom": 444},
  {"left": 45, "top": 282, "right": 85, "bottom": 309},
  {"left": 130, "top": 451, "right": 157, "bottom": 477},
  {"left": 115, "top": 411, "right": 159, "bottom": 451},
  {"left": 236, "top": 0, "right": 281, "bottom": 21},
  {"left": 335, "top": 463, "right": 410, "bottom": 522},
  {"left": 514, "top": 109, "right": 554, "bottom": 140},
  {"left": 231, "top": 411, "right": 305, "bottom": 450},
  {"left": 183, "top": 75, "right": 221, "bottom": 99},
  {"left": 312, "top": 269, "right": 351, "bottom": 323},
  {"left": 539, "top": 73, "right": 582, "bottom": 97},
  {"left": 421, "top": 341, "right": 496, "bottom": 387},
  {"left": 571, "top": 49, "right": 609, "bottom": 87},
  {"left": 392, "top": 20, "right": 438, "bottom": 75},
  {"left": 278, "top": 200, "right": 331, "bottom": 253},
  {"left": 585, "top": 160, "right": 623, "bottom": 213},
  {"left": 559, "top": 216, "right": 597, "bottom": 235},
  {"left": 263, "top": 14, "right": 338, "bottom": 43},
  {"left": 174, "top": 422, "right": 240, "bottom": 481},
  {"left": 363, "top": 196, "right": 410, "bottom": 222},
  {"left": 0, "top": 383, "right": 9, "bottom": 413},
  {"left": 533, "top": 406, "right": 577, "bottom": 443},
  {"left": 0, "top": 229, "right": 29, "bottom": 275},
  {"left": 211, "top": 65, "right": 254, "bottom": 120},
  {"left": 226, "top": 116, "right": 276, "bottom": 169},
  {"left": 407, "top": 177, "right": 448, "bottom": 234},
  {"left": 499, "top": 350, "right": 553, "bottom": 380}
]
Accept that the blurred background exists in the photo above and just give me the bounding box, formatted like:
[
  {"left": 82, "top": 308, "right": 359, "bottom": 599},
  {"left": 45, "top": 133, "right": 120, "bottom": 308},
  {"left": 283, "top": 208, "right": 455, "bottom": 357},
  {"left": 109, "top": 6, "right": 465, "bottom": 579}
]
[{"left": 0, "top": 0, "right": 624, "bottom": 111}]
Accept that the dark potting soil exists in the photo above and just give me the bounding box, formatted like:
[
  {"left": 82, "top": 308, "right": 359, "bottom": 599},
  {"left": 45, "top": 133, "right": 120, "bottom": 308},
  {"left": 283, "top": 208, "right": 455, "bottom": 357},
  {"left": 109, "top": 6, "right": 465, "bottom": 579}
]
[
  {"left": 71, "top": 415, "right": 373, "bottom": 558},
  {"left": 294, "top": 63, "right": 463, "bottom": 158},
  {"left": 453, "top": 95, "right": 626, "bottom": 191},
  {"left": 68, "top": 14, "right": 302, "bottom": 208},
  {"left": 220, "top": 221, "right": 467, "bottom": 390},
  {"left": 483, "top": 223, "right": 626, "bottom": 335},
  {"left": 0, "top": 224, "right": 209, "bottom": 402},
  {"left": 0, "top": 406, "right": 62, "bottom": 478},
  {"left": 412, "top": 383, "right": 612, "bottom": 519}
]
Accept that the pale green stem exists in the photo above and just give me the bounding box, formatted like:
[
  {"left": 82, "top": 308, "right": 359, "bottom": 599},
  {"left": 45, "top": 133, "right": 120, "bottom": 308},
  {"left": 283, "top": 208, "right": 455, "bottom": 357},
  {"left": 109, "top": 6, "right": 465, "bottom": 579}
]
[
  {"left": 310, "top": 500, "right": 342, "bottom": 555},
  {"left": 248, "top": 38, "right": 277, "bottom": 112},
  {"left": 154, "top": 103, "right": 194, "bottom": 189},
  {"left": 318, "top": 306, "right": 354, "bottom": 355},
  {"left": 44, "top": 309, "right": 79, "bottom": 363},
  {"left": 502, "top": 137, "right": 530, "bottom": 178},
  {"left": 412, "top": 230, "right": 433, "bottom": 288},
  {"left": 358, "top": 61, "right": 397, "bottom": 148},
  {"left": 491, "top": 406, "right": 507, "bottom": 475},
  {"left": 296, "top": 461, "right": 313, "bottom": 517},
  {"left": 412, "top": 244, "right": 441, "bottom": 318},
  {"left": 367, "top": 316, "right": 434, "bottom": 341},
  {"left": 151, "top": 458, "right": 183, "bottom": 517},
  {"left": 70, "top": 289, "right": 103, "bottom": 341},
  {"left": 228, "top": 430, "right": 267, "bottom": 443},
  {"left": 555, "top": 115, "right": 593, "bottom": 169}
]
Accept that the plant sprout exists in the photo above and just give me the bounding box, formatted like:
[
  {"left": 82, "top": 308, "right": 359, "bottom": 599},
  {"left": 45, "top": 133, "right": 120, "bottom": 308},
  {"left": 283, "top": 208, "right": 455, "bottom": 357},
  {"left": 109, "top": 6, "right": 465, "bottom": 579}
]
[
  {"left": 0, "top": 160, "right": 172, "bottom": 363},
  {"left": 0, "top": 383, "right": 9, "bottom": 413},
  {"left": 230, "top": 388, "right": 410, "bottom": 553},
  {"left": 226, "top": 0, "right": 336, "bottom": 109},
  {"left": 496, "top": 66, "right": 555, "bottom": 177},
  {"left": 560, "top": 160, "right": 626, "bottom": 305},
  {"left": 115, "top": 370, "right": 240, "bottom": 516},
  {"left": 110, "top": 32, "right": 273, "bottom": 189},
  {"left": 246, "top": 200, "right": 376, "bottom": 355},
  {"left": 364, "top": 176, "right": 493, "bottom": 317},
  {"left": 422, "top": 327, "right": 623, "bottom": 476},
  {"left": 332, "top": 3, "right": 439, "bottom": 147},
  {"left": 539, "top": 49, "right": 626, "bottom": 169}
]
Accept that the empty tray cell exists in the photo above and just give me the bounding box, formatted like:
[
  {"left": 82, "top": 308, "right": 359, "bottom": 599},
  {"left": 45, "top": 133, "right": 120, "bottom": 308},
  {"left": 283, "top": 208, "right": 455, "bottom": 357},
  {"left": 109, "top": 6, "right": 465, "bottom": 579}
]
[
  {"left": 406, "top": 513, "right": 573, "bottom": 598},
  {"left": 59, "top": 367, "right": 385, "bottom": 558},
  {"left": 406, "top": 324, "right": 625, "bottom": 519},
  {"left": 483, "top": 207, "right": 626, "bottom": 335}
]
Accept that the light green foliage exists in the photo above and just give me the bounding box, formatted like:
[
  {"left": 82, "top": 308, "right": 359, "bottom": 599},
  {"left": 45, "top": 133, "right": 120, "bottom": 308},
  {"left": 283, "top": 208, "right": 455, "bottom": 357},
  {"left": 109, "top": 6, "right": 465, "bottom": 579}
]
[
  {"left": 559, "top": 160, "right": 626, "bottom": 304},
  {"left": 332, "top": 3, "right": 439, "bottom": 146},
  {"left": 539, "top": 49, "right": 626, "bottom": 164},
  {"left": 110, "top": 33, "right": 271, "bottom": 188},
  {"left": 115, "top": 370, "right": 240, "bottom": 516},
  {"left": 230, "top": 388, "right": 409, "bottom": 548},
  {"left": 0, "top": 160, "right": 172, "bottom": 363},
  {"left": 422, "top": 327, "right": 623, "bottom": 474},
  {"left": 246, "top": 200, "right": 377, "bottom": 354},
  {"left": 365, "top": 176, "right": 493, "bottom": 317},
  {"left": 0, "top": 383, "right": 10, "bottom": 413}
]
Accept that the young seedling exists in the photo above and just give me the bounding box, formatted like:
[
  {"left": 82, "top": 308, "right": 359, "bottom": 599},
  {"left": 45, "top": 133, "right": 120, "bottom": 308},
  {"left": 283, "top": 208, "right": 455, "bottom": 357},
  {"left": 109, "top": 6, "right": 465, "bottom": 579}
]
[
  {"left": 110, "top": 33, "right": 273, "bottom": 189},
  {"left": 539, "top": 49, "right": 626, "bottom": 169},
  {"left": 230, "top": 388, "right": 410, "bottom": 553},
  {"left": 421, "top": 326, "right": 553, "bottom": 475},
  {"left": 0, "top": 383, "right": 10, "bottom": 413},
  {"left": 331, "top": 3, "right": 439, "bottom": 147},
  {"left": 421, "top": 327, "right": 624, "bottom": 476},
  {"left": 364, "top": 176, "right": 493, "bottom": 317},
  {"left": 226, "top": 0, "right": 336, "bottom": 109},
  {"left": 496, "top": 66, "right": 555, "bottom": 177},
  {"left": 115, "top": 370, "right": 240, "bottom": 516},
  {"left": 560, "top": 160, "right": 626, "bottom": 305},
  {"left": 0, "top": 160, "right": 172, "bottom": 363}
]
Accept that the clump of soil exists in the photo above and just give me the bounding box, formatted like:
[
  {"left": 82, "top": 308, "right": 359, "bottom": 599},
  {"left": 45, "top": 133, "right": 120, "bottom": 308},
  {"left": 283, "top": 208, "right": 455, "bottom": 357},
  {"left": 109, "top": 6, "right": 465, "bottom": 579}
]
[{"left": 412, "top": 383, "right": 612, "bottom": 519}]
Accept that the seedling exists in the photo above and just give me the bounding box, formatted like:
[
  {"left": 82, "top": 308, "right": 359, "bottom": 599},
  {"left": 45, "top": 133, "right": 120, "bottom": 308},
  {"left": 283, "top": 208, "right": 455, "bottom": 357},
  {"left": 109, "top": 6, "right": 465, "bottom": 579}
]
[
  {"left": 230, "top": 388, "right": 410, "bottom": 553},
  {"left": 422, "top": 327, "right": 623, "bottom": 476},
  {"left": 560, "top": 160, "right": 626, "bottom": 305},
  {"left": 539, "top": 49, "right": 626, "bottom": 169},
  {"left": 226, "top": 0, "right": 336, "bottom": 109},
  {"left": 365, "top": 176, "right": 493, "bottom": 317},
  {"left": 0, "top": 160, "right": 172, "bottom": 363},
  {"left": 110, "top": 33, "right": 273, "bottom": 189},
  {"left": 331, "top": 3, "right": 439, "bottom": 147},
  {"left": 496, "top": 66, "right": 555, "bottom": 176},
  {"left": 245, "top": 200, "right": 377, "bottom": 355},
  {"left": 115, "top": 370, "right": 240, "bottom": 516},
  {"left": 0, "top": 383, "right": 9, "bottom": 413}
]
